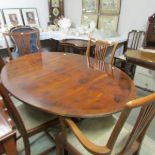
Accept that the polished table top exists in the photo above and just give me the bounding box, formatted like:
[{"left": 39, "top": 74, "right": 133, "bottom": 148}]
[
  {"left": 1, "top": 52, "right": 136, "bottom": 118},
  {"left": 125, "top": 49, "right": 155, "bottom": 70}
]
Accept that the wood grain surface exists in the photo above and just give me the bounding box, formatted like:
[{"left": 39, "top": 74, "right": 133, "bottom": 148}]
[
  {"left": 125, "top": 49, "right": 155, "bottom": 70},
  {"left": 1, "top": 52, "right": 136, "bottom": 118}
]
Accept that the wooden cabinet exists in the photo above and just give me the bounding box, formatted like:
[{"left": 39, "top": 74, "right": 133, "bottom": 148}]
[
  {"left": 48, "top": 0, "right": 64, "bottom": 24},
  {"left": 144, "top": 13, "right": 155, "bottom": 48},
  {"left": 134, "top": 66, "right": 155, "bottom": 91}
]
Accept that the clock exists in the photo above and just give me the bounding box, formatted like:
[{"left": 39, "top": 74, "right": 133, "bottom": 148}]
[
  {"left": 53, "top": 8, "right": 60, "bottom": 16},
  {"left": 144, "top": 13, "right": 155, "bottom": 48},
  {"left": 48, "top": 0, "right": 64, "bottom": 24}
]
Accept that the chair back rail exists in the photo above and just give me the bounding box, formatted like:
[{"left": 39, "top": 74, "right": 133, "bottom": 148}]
[
  {"left": 127, "top": 30, "right": 145, "bottom": 50},
  {"left": 86, "top": 39, "right": 118, "bottom": 71},
  {"left": 107, "top": 92, "right": 155, "bottom": 154},
  {"left": 61, "top": 92, "right": 155, "bottom": 155},
  {"left": 0, "top": 83, "right": 28, "bottom": 137},
  {"left": 0, "top": 56, "right": 5, "bottom": 72},
  {"left": 3, "top": 26, "right": 41, "bottom": 59}
]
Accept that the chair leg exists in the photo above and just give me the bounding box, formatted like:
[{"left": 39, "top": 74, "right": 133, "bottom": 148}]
[
  {"left": 56, "top": 142, "right": 65, "bottom": 155},
  {"left": 113, "top": 57, "right": 116, "bottom": 66},
  {"left": 132, "top": 148, "right": 141, "bottom": 155},
  {"left": 23, "top": 137, "right": 31, "bottom": 155},
  {"left": 64, "top": 149, "right": 69, "bottom": 155},
  {"left": 130, "top": 64, "right": 136, "bottom": 79},
  {"left": 56, "top": 134, "right": 65, "bottom": 155}
]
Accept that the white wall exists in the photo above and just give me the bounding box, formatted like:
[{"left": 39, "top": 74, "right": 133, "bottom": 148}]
[
  {"left": 0, "top": 0, "right": 155, "bottom": 36},
  {"left": 0, "top": 0, "right": 49, "bottom": 29},
  {"left": 64, "top": 0, "right": 155, "bottom": 36},
  {"left": 64, "top": 0, "right": 82, "bottom": 27},
  {"left": 118, "top": 0, "right": 155, "bottom": 35}
]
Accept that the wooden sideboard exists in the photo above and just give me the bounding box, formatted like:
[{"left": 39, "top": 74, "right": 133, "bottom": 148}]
[{"left": 125, "top": 49, "right": 155, "bottom": 91}]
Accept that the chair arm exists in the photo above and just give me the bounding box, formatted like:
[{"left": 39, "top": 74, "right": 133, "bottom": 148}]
[
  {"left": 126, "top": 92, "right": 155, "bottom": 109},
  {"left": 65, "top": 118, "right": 110, "bottom": 155}
]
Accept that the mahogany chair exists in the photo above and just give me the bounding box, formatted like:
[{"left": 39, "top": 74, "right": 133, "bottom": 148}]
[
  {"left": 0, "top": 55, "right": 5, "bottom": 72},
  {"left": 114, "top": 30, "right": 145, "bottom": 78},
  {"left": 3, "top": 26, "right": 41, "bottom": 60},
  {"left": 86, "top": 38, "right": 118, "bottom": 70},
  {"left": 127, "top": 30, "right": 145, "bottom": 50},
  {"left": 0, "top": 55, "right": 5, "bottom": 100},
  {"left": 0, "top": 83, "right": 58, "bottom": 155},
  {"left": 56, "top": 92, "right": 155, "bottom": 155},
  {"left": 0, "top": 105, "right": 16, "bottom": 155}
]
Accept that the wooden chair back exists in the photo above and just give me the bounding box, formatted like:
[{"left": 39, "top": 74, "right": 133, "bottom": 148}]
[
  {"left": 127, "top": 30, "right": 145, "bottom": 50},
  {"left": 0, "top": 83, "right": 28, "bottom": 139},
  {"left": 107, "top": 93, "right": 155, "bottom": 154},
  {"left": 3, "top": 26, "right": 41, "bottom": 59},
  {"left": 61, "top": 92, "right": 155, "bottom": 155},
  {"left": 0, "top": 56, "right": 5, "bottom": 72},
  {"left": 86, "top": 39, "right": 118, "bottom": 70}
]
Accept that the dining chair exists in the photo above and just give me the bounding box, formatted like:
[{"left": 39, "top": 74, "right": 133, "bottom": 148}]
[
  {"left": 86, "top": 38, "right": 118, "bottom": 70},
  {"left": 56, "top": 92, "right": 155, "bottom": 155},
  {"left": 0, "top": 83, "right": 58, "bottom": 155},
  {"left": 127, "top": 30, "right": 145, "bottom": 50},
  {"left": 0, "top": 55, "right": 5, "bottom": 72},
  {"left": 114, "top": 30, "right": 145, "bottom": 78},
  {"left": 3, "top": 26, "right": 41, "bottom": 60}
]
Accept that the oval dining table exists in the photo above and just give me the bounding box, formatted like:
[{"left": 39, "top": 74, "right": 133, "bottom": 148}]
[{"left": 1, "top": 52, "right": 136, "bottom": 118}]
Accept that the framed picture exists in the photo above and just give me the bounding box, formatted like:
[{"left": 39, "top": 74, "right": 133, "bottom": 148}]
[
  {"left": 82, "top": 0, "right": 99, "bottom": 13},
  {"left": 100, "top": 0, "right": 121, "bottom": 14},
  {"left": 0, "top": 10, "right": 5, "bottom": 29},
  {"left": 98, "top": 15, "right": 119, "bottom": 32},
  {"left": 81, "top": 13, "right": 98, "bottom": 27},
  {"left": 21, "top": 8, "right": 40, "bottom": 27},
  {"left": 52, "top": 0, "right": 60, "bottom": 7},
  {"left": 3, "top": 9, "right": 23, "bottom": 27}
]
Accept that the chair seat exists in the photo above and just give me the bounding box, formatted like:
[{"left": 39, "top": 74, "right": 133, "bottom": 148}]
[
  {"left": 11, "top": 97, "right": 56, "bottom": 131},
  {"left": 115, "top": 54, "right": 126, "bottom": 61},
  {"left": 67, "top": 116, "right": 129, "bottom": 155}
]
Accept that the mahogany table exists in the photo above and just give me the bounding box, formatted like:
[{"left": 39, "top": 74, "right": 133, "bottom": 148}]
[
  {"left": 1, "top": 52, "right": 136, "bottom": 118},
  {"left": 125, "top": 49, "right": 155, "bottom": 70}
]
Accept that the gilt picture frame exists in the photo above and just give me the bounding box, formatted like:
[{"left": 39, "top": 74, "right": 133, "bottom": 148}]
[
  {"left": 52, "top": 0, "right": 60, "bottom": 7},
  {"left": 3, "top": 9, "right": 23, "bottom": 27},
  {"left": 81, "top": 13, "right": 98, "bottom": 27},
  {"left": 98, "top": 15, "right": 119, "bottom": 32},
  {"left": 82, "top": 0, "right": 99, "bottom": 13},
  {"left": 100, "top": 0, "right": 121, "bottom": 14},
  {"left": 21, "top": 8, "right": 40, "bottom": 27}
]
